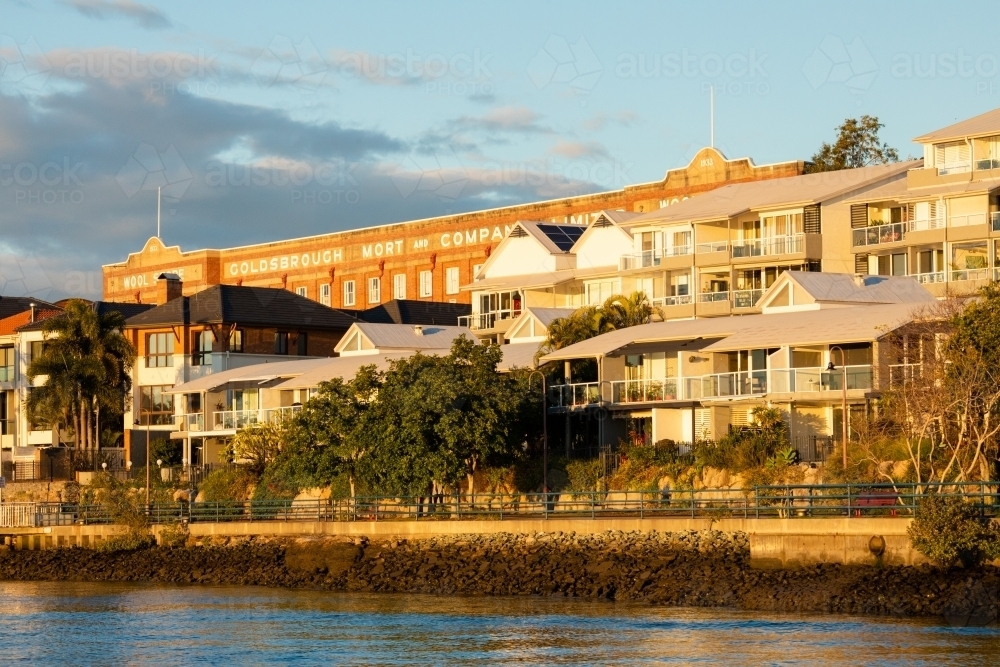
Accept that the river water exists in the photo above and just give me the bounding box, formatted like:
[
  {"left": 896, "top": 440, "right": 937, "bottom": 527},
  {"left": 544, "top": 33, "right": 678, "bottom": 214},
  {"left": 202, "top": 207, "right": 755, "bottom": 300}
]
[{"left": 1, "top": 582, "right": 996, "bottom": 665}]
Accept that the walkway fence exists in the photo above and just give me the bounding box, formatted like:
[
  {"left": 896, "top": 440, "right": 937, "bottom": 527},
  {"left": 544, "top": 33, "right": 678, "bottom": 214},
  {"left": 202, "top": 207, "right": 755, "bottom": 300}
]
[{"left": 1, "top": 482, "right": 997, "bottom": 528}]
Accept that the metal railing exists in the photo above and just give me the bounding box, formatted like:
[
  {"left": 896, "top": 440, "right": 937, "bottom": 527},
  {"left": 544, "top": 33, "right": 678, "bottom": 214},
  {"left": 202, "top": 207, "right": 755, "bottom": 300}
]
[
  {"left": 547, "top": 382, "right": 601, "bottom": 408},
  {"left": 651, "top": 294, "right": 693, "bottom": 308},
  {"left": 180, "top": 406, "right": 304, "bottom": 432},
  {"left": 910, "top": 271, "right": 945, "bottom": 284},
  {"left": 888, "top": 363, "right": 923, "bottom": 384},
  {"left": 611, "top": 378, "right": 679, "bottom": 404},
  {"left": 908, "top": 217, "right": 945, "bottom": 232},
  {"left": 697, "top": 291, "right": 730, "bottom": 303},
  {"left": 938, "top": 162, "right": 972, "bottom": 175},
  {"left": 731, "top": 235, "right": 804, "bottom": 258},
  {"left": 951, "top": 267, "right": 989, "bottom": 282},
  {"left": 976, "top": 158, "right": 1000, "bottom": 171},
  {"left": 732, "top": 289, "right": 764, "bottom": 308},
  {"left": 792, "top": 436, "right": 835, "bottom": 464},
  {"left": 949, "top": 212, "right": 987, "bottom": 228},
  {"left": 458, "top": 309, "right": 522, "bottom": 331},
  {"left": 3, "top": 482, "right": 996, "bottom": 527},
  {"left": 695, "top": 241, "right": 728, "bottom": 254},
  {"left": 853, "top": 222, "right": 905, "bottom": 247},
  {"left": 619, "top": 247, "right": 692, "bottom": 270}
]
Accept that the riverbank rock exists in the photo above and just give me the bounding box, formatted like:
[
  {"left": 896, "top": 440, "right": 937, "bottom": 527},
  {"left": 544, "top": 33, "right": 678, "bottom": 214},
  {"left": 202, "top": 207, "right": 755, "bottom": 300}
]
[{"left": 0, "top": 531, "right": 996, "bottom": 622}]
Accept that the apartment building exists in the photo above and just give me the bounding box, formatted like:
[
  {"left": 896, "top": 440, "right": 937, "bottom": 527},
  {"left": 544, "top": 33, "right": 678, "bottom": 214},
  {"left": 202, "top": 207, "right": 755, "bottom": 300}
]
[
  {"left": 460, "top": 160, "right": 916, "bottom": 344},
  {"left": 848, "top": 108, "right": 1000, "bottom": 295},
  {"left": 539, "top": 271, "right": 937, "bottom": 453}
]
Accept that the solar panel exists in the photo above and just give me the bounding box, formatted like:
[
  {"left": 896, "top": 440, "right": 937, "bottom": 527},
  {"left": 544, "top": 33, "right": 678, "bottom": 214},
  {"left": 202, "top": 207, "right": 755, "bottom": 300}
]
[{"left": 535, "top": 224, "right": 585, "bottom": 251}]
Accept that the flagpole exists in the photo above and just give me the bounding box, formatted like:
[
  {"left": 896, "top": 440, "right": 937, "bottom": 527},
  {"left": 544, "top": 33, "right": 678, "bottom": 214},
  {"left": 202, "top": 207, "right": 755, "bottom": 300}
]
[{"left": 157, "top": 186, "right": 161, "bottom": 239}]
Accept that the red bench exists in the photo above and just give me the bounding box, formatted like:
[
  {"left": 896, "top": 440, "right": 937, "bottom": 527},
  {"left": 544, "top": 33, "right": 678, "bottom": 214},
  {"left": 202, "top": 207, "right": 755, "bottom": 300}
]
[{"left": 853, "top": 490, "right": 899, "bottom": 516}]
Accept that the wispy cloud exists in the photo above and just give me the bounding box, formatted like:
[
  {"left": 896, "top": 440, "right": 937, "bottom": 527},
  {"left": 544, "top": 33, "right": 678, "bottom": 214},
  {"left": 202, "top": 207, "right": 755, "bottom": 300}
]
[
  {"left": 63, "top": 0, "right": 171, "bottom": 30},
  {"left": 549, "top": 140, "right": 610, "bottom": 160},
  {"left": 451, "top": 106, "right": 552, "bottom": 134},
  {"left": 582, "top": 110, "right": 639, "bottom": 132}
]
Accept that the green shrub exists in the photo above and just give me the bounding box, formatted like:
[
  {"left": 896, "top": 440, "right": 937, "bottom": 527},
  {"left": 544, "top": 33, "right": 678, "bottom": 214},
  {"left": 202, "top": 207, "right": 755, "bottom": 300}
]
[
  {"left": 198, "top": 467, "right": 257, "bottom": 502},
  {"left": 566, "top": 458, "right": 603, "bottom": 493},
  {"left": 908, "top": 495, "right": 1000, "bottom": 567},
  {"left": 695, "top": 407, "right": 788, "bottom": 473},
  {"left": 157, "top": 521, "right": 190, "bottom": 548}
]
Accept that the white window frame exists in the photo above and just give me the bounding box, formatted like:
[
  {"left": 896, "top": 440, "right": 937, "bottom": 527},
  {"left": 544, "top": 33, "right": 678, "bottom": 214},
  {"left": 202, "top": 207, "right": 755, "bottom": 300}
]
[
  {"left": 343, "top": 280, "right": 356, "bottom": 307},
  {"left": 445, "top": 267, "right": 460, "bottom": 294},
  {"left": 472, "top": 263, "right": 483, "bottom": 281},
  {"left": 295, "top": 286, "right": 307, "bottom": 298},
  {"left": 419, "top": 270, "right": 433, "bottom": 298},
  {"left": 393, "top": 273, "right": 406, "bottom": 300},
  {"left": 320, "top": 283, "right": 331, "bottom": 306},
  {"left": 368, "top": 277, "right": 381, "bottom": 303}
]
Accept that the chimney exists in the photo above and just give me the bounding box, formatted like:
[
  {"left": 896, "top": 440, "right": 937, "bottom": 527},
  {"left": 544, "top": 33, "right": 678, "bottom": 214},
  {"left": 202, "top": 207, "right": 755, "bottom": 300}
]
[
  {"left": 413, "top": 325, "right": 424, "bottom": 336},
  {"left": 29, "top": 302, "right": 36, "bottom": 323},
  {"left": 853, "top": 274, "right": 866, "bottom": 288},
  {"left": 156, "top": 273, "right": 183, "bottom": 305}
]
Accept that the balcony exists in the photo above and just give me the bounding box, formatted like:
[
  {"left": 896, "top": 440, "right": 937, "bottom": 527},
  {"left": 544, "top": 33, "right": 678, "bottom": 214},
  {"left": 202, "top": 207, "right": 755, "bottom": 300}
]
[
  {"left": 732, "top": 289, "right": 764, "bottom": 309},
  {"left": 938, "top": 162, "right": 971, "bottom": 176},
  {"left": 651, "top": 294, "right": 693, "bottom": 307},
  {"left": 697, "top": 291, "right": 729, "bottom": 303},
  {"left": 889, "top": 363, "right": 922, "bottom": 384},
  {"left": 611, "top": 378, "right": 679, "bottom": 404},
  {"left": 731, "top": 235, "right": 804, "bottom": 259},
  {"left": 175, "top": 405, "right": 303, "bottom": 432},
  {"left": 976, "top": 158, "right": 1000, "bottom": 170},
  {"left": 853, "top": 222, "right": 905, "bottom": 247},
  {"left": 459, "top": 309, "right": 522, "bottom": 332},
  {"left": 908, "top": 217, "right": 945, "bottom": 232},
  {"left": 695, "top": 241, "right": 728, "bottom": 254},
  {"left": 910, "top": 271, "right": 945, "bottom": 284},
  {"left": 949, "top": 213, "right": 987, "bottom": 228},
  {"left": 548, "top": 382, "right": 600, "bottom": 408},
  {"left": 951, "top": 268, "right": 989, "bottom": 283},
  {"left": 619, "top": 246, "right": 691, "bottom": 271}
]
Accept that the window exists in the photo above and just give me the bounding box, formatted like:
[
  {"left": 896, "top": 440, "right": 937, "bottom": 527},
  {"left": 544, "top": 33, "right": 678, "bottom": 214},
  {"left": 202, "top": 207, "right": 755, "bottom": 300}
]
[
  {"left": 472, "top": 264, "right": 483, "bottom": 280},
  {"left": 145, "top": 332, "right": 174, "bottom": 367},
  {"left": 393, "top": 274, "right": 406, "bottom": 300},
  {"left": 295, "top": 286, "right": 307, "bottom": 298},
  {"left": 275, "top": 332, "right": 289, "bottom": 355},
  {"left": 368, "top": 277, "right": 381, "bottom": 303},
  {"left": 320, "top": 283, "right": 331, "bottom": 306},
  {"left": 446, "top": 267, "right": 460, "bottom": 294},
  {"left": 585, "top": 279, "right": 619, "bottom": 305},
  {"left": 192, "top": 330, "right": 213, "bottom": 366},
  {"left": 0, "top": 345, "right": 13, "bottom": 382},
  {"left": 343, "top": 280, "right": 356, "bottom": 307},
  {"left": 419, "top": 270, "right": 433, "bottom": 298},
  {"left": 229, "top": 329, "right": 244, "bottom": 353},
  {"left": 935, "top": 141, "right": 971, "bottom": 174},
  {"left": 30, "top": 340, "right": 44, "bottom": 363},
  {"left": 296, "top": 332, "right": 308, "bottom": 356},
  {"left": 139, "top": 385, "right": 175, "bottom": 426}
]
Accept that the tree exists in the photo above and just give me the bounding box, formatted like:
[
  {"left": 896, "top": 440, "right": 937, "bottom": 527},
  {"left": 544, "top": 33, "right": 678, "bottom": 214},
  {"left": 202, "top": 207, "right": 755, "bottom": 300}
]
[
  {"left": 26, "top": 300, "right": 136, "bottom": 451},
  {"left": 597, "top": 291, "right": 653, "bottom": 331},
  {"left": 908, "top": 495, "right": 1000, "bottom": 567},
  {"left": 224, "top": 421, "right": 283, "bottom": 476},
  {"left": 808, "top": 115, "right": 900, "bottom": 172}
]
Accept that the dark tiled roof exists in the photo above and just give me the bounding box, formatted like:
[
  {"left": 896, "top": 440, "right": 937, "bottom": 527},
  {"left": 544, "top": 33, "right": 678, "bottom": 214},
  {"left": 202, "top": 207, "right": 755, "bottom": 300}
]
[
  {"left": 16, "top": 300, "right": 153, "bottom": 331},
  {"left": 360, "top": 299, "right": 472, "bottom": 326},
  {"left": 125, "top": 285, "right": 357, "bottom": 330},
  {"left": 0, "top": 296, "right": 61, "bottom": 321}
]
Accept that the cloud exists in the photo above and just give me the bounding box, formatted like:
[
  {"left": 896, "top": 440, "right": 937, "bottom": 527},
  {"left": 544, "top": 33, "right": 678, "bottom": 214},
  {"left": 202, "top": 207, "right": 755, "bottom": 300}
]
[
  {"left": 450, "top": 106, "right": 552, "bottom": 135},
  {"left": 549, "top": 140, "right": 610, "bottom": 160},
  {"left": 63, "top": 0, "right": 172, "bottom": 30},
  {"left": 582, "top": 110, "right": 639, "bottom": 132}
]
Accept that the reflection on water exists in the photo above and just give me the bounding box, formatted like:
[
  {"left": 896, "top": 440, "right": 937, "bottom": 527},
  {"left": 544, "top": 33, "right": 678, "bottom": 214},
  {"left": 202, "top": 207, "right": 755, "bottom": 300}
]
[{"left": 0, "top": 581, "right": 996, "bottom": 665}]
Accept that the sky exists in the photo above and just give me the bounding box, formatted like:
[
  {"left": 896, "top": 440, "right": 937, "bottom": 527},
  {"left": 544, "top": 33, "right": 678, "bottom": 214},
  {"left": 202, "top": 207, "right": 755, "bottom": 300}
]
[{"left": 1, "top": 0, "right": 997, "bottom": 301}]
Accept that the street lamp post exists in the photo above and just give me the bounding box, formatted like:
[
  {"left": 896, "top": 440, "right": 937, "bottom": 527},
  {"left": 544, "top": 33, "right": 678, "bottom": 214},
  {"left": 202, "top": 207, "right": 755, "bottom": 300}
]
[
  {"left": 527, "top": 370, "right": 548, "bottom": 496},
  {"left": 827, "top": 346, "right": 849, "bottom": 470}
]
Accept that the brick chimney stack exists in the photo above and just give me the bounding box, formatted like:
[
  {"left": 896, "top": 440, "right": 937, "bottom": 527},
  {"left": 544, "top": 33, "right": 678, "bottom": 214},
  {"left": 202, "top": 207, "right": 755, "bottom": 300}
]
[{"left": 156, "top": 273, "right": 183, "bottom": 305}]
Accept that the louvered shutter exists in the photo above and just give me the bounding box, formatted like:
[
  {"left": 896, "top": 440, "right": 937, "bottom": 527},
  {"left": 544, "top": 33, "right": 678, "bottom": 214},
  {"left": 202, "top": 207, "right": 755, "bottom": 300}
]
[
  {"left": 803, "top": 204, "right": 821, "bottom": 234},
  {"left": 850, "top": 204, "right": 868, "bottom": 229},
  {"left": 855, "top": 254, "right": 868, "bottom": 274}
]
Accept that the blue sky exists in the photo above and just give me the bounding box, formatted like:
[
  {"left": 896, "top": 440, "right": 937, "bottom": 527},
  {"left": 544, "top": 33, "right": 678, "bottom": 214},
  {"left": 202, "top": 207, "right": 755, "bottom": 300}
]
[{"left": 1, "top": 0, "right": 997, "bottom": 300}]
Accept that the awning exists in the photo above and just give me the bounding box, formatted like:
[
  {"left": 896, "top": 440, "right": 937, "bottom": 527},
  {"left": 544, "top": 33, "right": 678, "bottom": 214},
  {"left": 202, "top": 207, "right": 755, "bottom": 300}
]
[{"left": 166, "top": 357, "right": 332, "bottom": 394}]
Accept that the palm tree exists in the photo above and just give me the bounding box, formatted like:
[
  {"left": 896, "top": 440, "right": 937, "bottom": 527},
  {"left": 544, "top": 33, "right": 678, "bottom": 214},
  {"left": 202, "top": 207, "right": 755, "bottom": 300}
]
[
  {"left": 597, "top": 291, "right": 653, "bottom": 331},
  {"left": 26, "top": 300, "right": 136, "bottom": 451}
]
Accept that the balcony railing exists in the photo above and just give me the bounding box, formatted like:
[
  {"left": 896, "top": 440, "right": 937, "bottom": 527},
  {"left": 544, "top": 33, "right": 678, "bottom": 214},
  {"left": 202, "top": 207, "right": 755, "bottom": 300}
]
[
  {"left": 976, "top": 158, "right": 1000, "bottom": 170},
  {"left": 949, "top": 213, "right": 986, "bottom": 228},
  {"left": 695, "top": 241, "right": 728, "bottom": 254},
  {"left": 938, "top": 162, "right": 971, "bottom": 175},
  {"left": 697, "top": 291, "right": 729, "bottom": 303},
  {"left": 548, "top": 382, "right": 600, "bottom": 408},
  {"left": 611, "top": 378, "right": 679, "bottom": 404},
  {"left": 910, "top": 271, "right": 945, "bottom": 284},
  {"left": 619, "top": 247, "right": 692, "bottom": 271},
  {"left": 951, "top": 267, "right": 989, "bottom": 282},
  {"left": 888, "top": 363, "right": 922, "bottom": 384},
  {"left": 732, "top": 289, "right": 764, "bottom": 309},
  {"left": 652, "top": 294, "right": 693, "bottom": 307},
  {"left": 908, "top": 217, "right": 945, "bottom": 232},
  {"left": 177, "top": 405, "right": 304, "bottom": 432},
  {"left": 0, "top": 366, "right": 13, "bottom": 382},
  {"left": 853, "top": 222, "right": 905, "bottom": 247},
  {"left": 731, "top": 235, "right": 804, "bottom": 258},
  {"left": 459, "top": 309, "right": 522, "bottom": 331}
]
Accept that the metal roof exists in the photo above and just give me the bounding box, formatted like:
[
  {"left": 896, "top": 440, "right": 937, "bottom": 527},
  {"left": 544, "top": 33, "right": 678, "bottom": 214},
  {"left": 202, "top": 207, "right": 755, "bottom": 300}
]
[
  {"left": 497, "top": 342, "right": 540, "bottom": 372},
  {"left": 844, "top": 176, "right": 1000, "bottom": 203},
  {"left": 783, "top": 272, "right": 936, "bottom": 305},
  {"left": 351, "top": 322, "right": 477, "bottom": 350},
  {"left": 270, "top": 353, "right": 415, "bottom": 390},
  {"left": 914, "top": 107, "right": 1000, "bottom": 142},
  {"left": 165, "top": 357, "right": 331, "bottom": 394}
]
